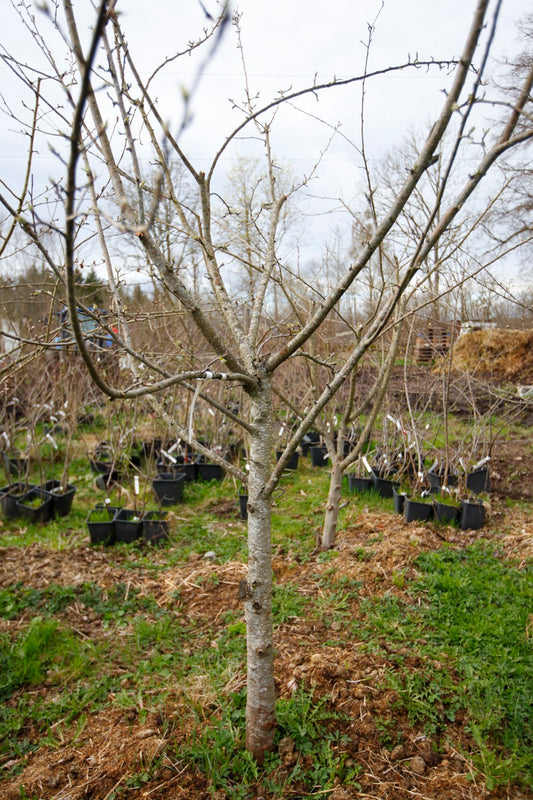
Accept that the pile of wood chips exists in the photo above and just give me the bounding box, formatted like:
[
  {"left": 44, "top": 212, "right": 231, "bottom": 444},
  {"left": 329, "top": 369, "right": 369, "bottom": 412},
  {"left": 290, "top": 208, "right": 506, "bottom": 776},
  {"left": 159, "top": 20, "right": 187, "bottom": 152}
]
[{"left": 446, "top": 328, "right": 533, "bottom": 382}]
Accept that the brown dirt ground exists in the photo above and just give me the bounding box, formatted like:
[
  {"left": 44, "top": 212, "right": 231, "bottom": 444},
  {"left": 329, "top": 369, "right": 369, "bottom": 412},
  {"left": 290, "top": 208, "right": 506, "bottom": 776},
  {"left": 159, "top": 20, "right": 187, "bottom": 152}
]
[{"left": 1, "top": 490, "right": 533, "bottom": 800}]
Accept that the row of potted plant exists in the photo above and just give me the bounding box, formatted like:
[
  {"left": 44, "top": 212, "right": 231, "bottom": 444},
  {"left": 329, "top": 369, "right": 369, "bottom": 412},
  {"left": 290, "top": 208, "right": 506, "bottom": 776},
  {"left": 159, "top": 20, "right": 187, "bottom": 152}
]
[
  {"left": 348, "top": 447, "right": 490, "bottom": 494},
  {"left": 392, "top": 486, "right": 486, "bottom": 530},
  {"left": 89, "top": 438, "right": 227, "bottom": 487},
  {"left": 0, "top": 432, "right": 230, "bottom": 529},
  {"left": 86, "top": 503, "right": 169, "bottom": 546},
  {"left": 347, "top": 454, "right": 489, "bottom": 530},
  {"left": 0, "top": 479, "right": 77, "bottom": 523}
]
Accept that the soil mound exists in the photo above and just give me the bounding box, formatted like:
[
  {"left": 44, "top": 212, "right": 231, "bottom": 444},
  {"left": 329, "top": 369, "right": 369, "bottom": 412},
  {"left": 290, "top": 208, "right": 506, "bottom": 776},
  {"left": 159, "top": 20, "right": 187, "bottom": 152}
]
[{"left": 447, "top": 328, "right": 533, "bottom": 382}]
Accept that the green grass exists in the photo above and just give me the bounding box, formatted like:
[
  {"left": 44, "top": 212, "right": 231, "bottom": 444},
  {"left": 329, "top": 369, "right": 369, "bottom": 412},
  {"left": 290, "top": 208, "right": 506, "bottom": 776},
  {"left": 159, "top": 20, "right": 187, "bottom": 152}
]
[
  {"left": 0, "top": 582, "right": 166, "bottom": 623},
  {"left": 0, "top": 613, "right": 116, "bottom": 764},
  {"left": 415, "top": 545, "right": 533, "bottom": 786},
  {"left": 272, "top": 582, "right": 308, "bottom": 623},
  {"left": 0, "top": 580, "right": 200, "bottom": 768},
  {"left": 359, "top": 542, "right": 533, "bottom": 789}
]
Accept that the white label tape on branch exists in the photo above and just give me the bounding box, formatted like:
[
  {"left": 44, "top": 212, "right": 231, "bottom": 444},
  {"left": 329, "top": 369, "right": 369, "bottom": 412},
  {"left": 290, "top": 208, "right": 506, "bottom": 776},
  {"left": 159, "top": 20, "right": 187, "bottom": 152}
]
[
  {"left": 160, "top": 449, "right": 177, "bottom": 464},
  {"left": 46, "top": 434, "right": 58, "bottom": 450}
]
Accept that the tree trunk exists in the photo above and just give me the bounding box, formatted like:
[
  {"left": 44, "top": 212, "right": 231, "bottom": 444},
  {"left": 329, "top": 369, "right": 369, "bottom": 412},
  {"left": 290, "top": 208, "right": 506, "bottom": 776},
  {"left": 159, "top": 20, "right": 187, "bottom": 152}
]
[
  {"left": 319, "top": 309, "right": 406, "bottom": 551},
  {"left": 321, "top": 458, "right": 344, "bottom": 550},
  {"left": 244, "top": 372, "right": 276, "bottom": 761}
]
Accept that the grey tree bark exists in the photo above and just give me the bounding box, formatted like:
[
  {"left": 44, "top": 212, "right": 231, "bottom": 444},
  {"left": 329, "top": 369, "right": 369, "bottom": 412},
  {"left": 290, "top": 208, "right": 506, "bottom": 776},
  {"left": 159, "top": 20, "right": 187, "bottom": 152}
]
[{"left": 244, "top": 371, "right": 276, "bottom": 759}]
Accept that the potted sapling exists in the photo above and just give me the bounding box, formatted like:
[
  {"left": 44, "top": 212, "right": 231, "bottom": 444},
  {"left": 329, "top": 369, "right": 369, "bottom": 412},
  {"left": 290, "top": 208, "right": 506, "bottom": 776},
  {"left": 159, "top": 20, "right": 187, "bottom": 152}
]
[
  {"left": 86, "top": 497, "right": 118, "bottom": 545},
  {"left": 2, "top": 428, "right": 31, "bottom": 483},
  {"left": 459, "top": 494, "right": 486, "bottom": 530},
  {"left": 387, "top": 402, "right": 432, "bottom": 521},
  {"left": 152, "top": 465, "right": 186, "bottom": 506},
  {"left": 310, "top": 441, "right": 328, "bottom": 467},
  {"left": 456, "top": 456, "right": 488, "bottom": 530},
  {"left": 236, "top": 462, "right": 250, "bottom": 520},
  {"left": 432, "top": 485, "right": 461, "bottom": 526},
  {"left": 142, "top": 508, "right": 170, "bottom": 545},
  {"left": 369, "top": 414, "right": 410, "bottom": 498},
  {"left": 16, "top": 486, "right": 54, "bottom": 524},
  {"left": 0, "top": 430, "right": 34, "bottom": 519},
  {"left": 42, "top": 407, "right": 77, "bottom": 517},
  {"left": 158, "top": 441, "right": 197, "bottom": 482},
  {"left": 465, "top": 455, "right": 491, "bottom": 494},
  {"left": 400, "top": 434, "right": 434, "bottom": 523},
  {"left": 403, "top": 476, "right": 434, "bottom": 523},
  {"left": 143, "top": 469, "right": 171, "bottom": 544},
  {"left": 348, "top": 454, "right": 374, "bottom": 494},
  {"left": 115, "top": 476, "right": 144, "bottom": 543}
]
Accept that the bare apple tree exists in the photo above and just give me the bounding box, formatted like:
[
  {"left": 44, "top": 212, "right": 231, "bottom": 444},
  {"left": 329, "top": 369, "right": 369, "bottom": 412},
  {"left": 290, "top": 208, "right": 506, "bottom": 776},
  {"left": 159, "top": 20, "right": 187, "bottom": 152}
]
[{"left": 1, "top": 0, "right": 532, "bottom": 760}]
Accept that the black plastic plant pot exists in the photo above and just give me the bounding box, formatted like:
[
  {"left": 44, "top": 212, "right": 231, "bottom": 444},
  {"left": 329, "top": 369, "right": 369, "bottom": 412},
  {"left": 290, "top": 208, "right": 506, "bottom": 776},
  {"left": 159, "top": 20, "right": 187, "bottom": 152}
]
[
  {"left": 301, "top": 431, "right": 320, "bottom": 457},
  {"left": 143, "top": 511, "right": 169, "bottom": 545},
  {"left": 434, "top": 500, "right": 461, "bottom": 526},
  {"left": 128, "top": 444, "right": 143, "bottom": 468},
  {"left": 392, "top": 487, "right": 408, "bottom": 514},
  {"left": 427, "top": 470, "right": 443, "bottom": 492},
  {"left": 44, "top": 478, "right": 62, "bottom": 492},
  {"left": 371, "top": 471, "right": 399, "bottom": 499},
  {"left": 157, "top": 461, "right": 197, "bottom": 481},
  {"left": 228, "top": 442, "right": 241, "bottom": 461},
  {"left": 86, "top": 506, "right": 117, "bottom": 545},
  {"left": 44, "top": 480, "right": 77, "bottom": 517},
  {"left": 16, "top": 488, "right": 54, "bottom": 524},
  {"left": 310, "top": 445, "right": 328, "bottom": 467},
  {"left": 427, "top": 470, "right": 458, "bottom": 492},
  {"left": 3, "top": 454, "right": 29, "bottom": 478},
  {"left": 176, "top": 463, "right": 197, "bottom": 482},
  {"left": 239, "top": 493, "right": 248, "bottom": 520},
  {"left": 114, "top": 508, "right": 143, "bottom": 543},
  {"left": 276, "top": 451, "right": 300, "bottom": 471},
  {"left": 197, "top": 463, "right": 224, "bottom": 481},
  {"left": 156, "top": 454, "right": 185, "bottom": 470},
  {"left": 51, "top": 486, "right": 76, "bottom": 517},
  {"left": 466, "top": 468, "right": 491, "bottom": 494},
  {"left": 348, "top": 474, "right": 372, "bottom": 494},
  {"left": 89, "top": 458, "right": 113, "bottom": 475},
  {"left": 95, "top": 470, "right": 120, "bottom": 491},
  {"left": 0, "top": 482, "right": 35, "bottom": 519},
  {"left": 152, "top": 472, "right": 186, "bottom": 506},
  {"left": 404, "top": 497, "right": 434, "bottom": 523},
  {"left": 460, "top": 500, "right": 485, "bottom": 530}
]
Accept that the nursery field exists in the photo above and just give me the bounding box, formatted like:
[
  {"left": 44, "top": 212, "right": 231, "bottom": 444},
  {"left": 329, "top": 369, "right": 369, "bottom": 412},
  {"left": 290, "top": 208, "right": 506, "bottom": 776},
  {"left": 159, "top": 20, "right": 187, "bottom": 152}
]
[{"left": 0, "top": 409, "right": 533, "bottom": 800}]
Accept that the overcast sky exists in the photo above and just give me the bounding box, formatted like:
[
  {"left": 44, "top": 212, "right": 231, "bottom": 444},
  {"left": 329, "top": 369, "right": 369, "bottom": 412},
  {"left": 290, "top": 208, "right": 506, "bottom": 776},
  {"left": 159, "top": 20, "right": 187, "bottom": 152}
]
[
  {"left": 0, "top": 0, "right": 531, "bottom": 274},
  {"left": 119, "top": 0, "right": 528, "bottom": 158}
]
